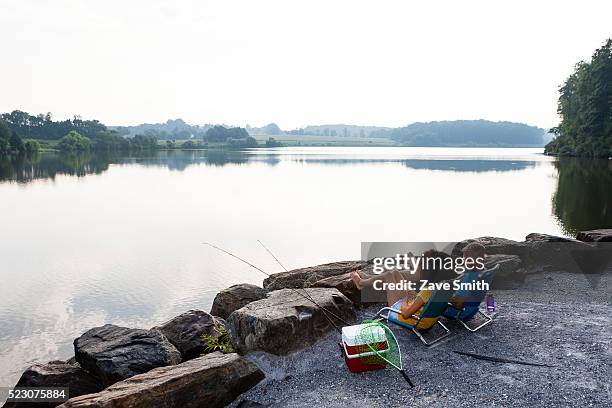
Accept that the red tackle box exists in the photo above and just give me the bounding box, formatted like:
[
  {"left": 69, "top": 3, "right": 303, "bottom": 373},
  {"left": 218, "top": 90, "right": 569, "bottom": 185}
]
[{"left": 342, "top": 324, "right": 388, "bottom": 373}]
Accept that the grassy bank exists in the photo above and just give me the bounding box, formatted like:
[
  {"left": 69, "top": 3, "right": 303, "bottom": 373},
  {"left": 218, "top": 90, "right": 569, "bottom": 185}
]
[{"left": 250, "top": 134, "right": 396, "bottom": 147}]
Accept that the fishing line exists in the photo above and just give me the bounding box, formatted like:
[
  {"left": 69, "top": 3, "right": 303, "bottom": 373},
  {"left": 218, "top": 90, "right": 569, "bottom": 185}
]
[
  {"left": 256, "top": 240, "right": 353, "bottom": 327},
  {"left": 203, "top": 242, "right": 349, "bottom": 332}
]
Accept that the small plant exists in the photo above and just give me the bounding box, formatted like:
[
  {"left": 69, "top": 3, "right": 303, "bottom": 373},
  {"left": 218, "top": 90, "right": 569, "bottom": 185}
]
[{"left": 201, "top": 325, "right": 235, "bottom": 354}]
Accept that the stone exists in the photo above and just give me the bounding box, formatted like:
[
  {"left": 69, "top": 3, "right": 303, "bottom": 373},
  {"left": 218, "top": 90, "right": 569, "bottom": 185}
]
[
  {"left": 452, "top": 237, "right": 529, "bottom": 260},
  {"left": 262, "top": 261, "right": 367, "bottom": 290},
  {"left": 3, "top": 361, "right": 101, "bottom": 408},
  {"left": 226, "top": 288, "right": 355, "bottom": 355},
  {"left": 57, "top": 352, "right": 264, "bottom": 408},
  {"left": 307, "top": 271, "right": 375, "bottom": 305},
  {"left": 154, "top": 310, "right": 226, "bottom": 361},
  {"left": 74, "top": 324, "right": 181, "bottom": 387},
  {"left": 210, "top": 284, "right": 268, "bottom": 319},
  {"left": 523, "top": 232, "right": 595, "bottom": 273},
  {"left": 484, "top": 254, "right": 527, "bottom": 289},
  {"left": 576, "top": 229, "right": 612, "bottom": 242},
  {"left": 525, "top": 233, "right": 575, "bottom": 242}
]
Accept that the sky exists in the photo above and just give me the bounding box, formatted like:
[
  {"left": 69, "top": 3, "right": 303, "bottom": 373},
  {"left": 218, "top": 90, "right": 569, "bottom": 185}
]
[{"left": 1, "top": 0, "right": 611, "bottom": 130}]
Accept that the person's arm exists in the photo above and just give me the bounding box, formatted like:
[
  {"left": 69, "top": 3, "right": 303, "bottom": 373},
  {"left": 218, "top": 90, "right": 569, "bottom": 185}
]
[{"left": 400, "top": 296, "right": 424, "bottom": 319}]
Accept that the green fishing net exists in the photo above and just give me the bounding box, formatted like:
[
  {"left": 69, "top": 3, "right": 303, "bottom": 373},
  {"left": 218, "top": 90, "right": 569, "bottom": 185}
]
[{"left": 356, "top": 320, "right": 402, "bottom": 370}]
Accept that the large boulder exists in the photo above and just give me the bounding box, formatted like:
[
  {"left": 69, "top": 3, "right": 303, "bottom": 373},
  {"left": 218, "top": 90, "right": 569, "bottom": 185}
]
[
  {"left": 306, "top": 270, "right": 377, "bottom": 305},
  {"left": 58, "top": 352, "right": 264, "bottom": 408},
  {"left": 484, "top": 254, "right": 526, "bottom": 289},
  {"left": 3, "top": 361, "right": 101, "bottom": 408},
  {"left": 576, "top": 229, "right": 612, "bottom": 242},
  {"left": 210, "top": 284, "right": 268, "bottom": 319},
  {"left": 262, "top": 261, "right": 366, "bottom": 290},
  {"left": 74, "top": 324, "right": 181, "bottom": 387},
  {"left": 523, "top": 232, "right": 595, "bottom": 273},
  {"left": 452, "top": 237, "right": 529, "bottom": 260},
  {"left": 226, "top": 288, "right": 355, "bottom": 355},
  {"left": 524, "top": 233, "right": 576, "bottom": 243},
  {"left": 154, "top": 310, "right": 226, "bottom": 361}
]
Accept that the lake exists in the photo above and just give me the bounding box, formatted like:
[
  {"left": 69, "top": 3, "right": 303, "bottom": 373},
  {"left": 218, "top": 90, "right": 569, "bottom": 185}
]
[{"left": 0, "top": 147, "right": 611, "bottom": 386}]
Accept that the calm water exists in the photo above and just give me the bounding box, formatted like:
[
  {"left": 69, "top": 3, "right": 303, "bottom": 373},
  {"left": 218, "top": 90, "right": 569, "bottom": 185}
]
[{"left": 0, "top": 147, "right": 611, "bottom": 386}]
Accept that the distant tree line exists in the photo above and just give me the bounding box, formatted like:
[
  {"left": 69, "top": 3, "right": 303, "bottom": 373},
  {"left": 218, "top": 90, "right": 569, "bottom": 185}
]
[
  {"left": 545, "top": 39, "right": 612, "bottom": 157},
  {"left": 57, "top": 131, "right": 158, "bottom": 154},
  {"left": 112, "top": 119, "right": 211, "bottom": 140},
  {"left": 204, "top": 126, "right": 249, "bottom": 142},
  {"left": 1, "top": 110, "right": 106, "bottom": 140},
  {"left": 0, "top": 119, "right": 39, "bottom": 157},
  {"left": 370, "top": 120, "right": 544, "bottom": 147},
  {"left": 0, "top": 110, "right": 160, "bottom": 154}
]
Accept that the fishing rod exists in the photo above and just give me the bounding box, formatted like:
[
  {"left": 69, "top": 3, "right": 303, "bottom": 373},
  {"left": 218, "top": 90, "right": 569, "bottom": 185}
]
[
  {"left": 252, "top": 242, "right": 414, "bottom": 388},
  {"left": 204, "top": 242, "right": 415, "bottom": 387},
  {"left": 203, "top": 242, "right": 349, "bottom": 332},
  {"left": 256, "top": 240, "right": 352, "bottom": 327}
]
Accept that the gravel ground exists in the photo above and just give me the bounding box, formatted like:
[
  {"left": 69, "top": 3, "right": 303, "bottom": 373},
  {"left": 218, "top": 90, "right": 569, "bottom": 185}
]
[{"left": 229, "top": 271, "right": 611, "bottom": 408}]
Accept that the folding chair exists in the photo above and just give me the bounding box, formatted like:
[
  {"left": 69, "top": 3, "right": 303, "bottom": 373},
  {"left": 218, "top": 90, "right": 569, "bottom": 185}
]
[
  {"left": 443, "top": 265, "right": 498, "bottom": 332},
  {"left": 375, "top": 289, "right": 454, "bottom": 346}
]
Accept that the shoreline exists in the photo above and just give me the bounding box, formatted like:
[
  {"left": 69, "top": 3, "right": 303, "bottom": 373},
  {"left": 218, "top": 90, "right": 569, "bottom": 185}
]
[
  {"left": 2, "top": 231, "right": 611, "bottom": 407},
  {"left": 230, "top": 271, "right": 611, "bottom": 407}
]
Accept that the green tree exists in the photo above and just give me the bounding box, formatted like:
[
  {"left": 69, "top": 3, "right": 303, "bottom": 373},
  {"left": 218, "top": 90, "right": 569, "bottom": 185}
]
[
  {"left": 265, "top": 137, "right": 284, "bottom": 147},
  {"left": 130, "top": 134, "right": 158, "bottom": 151},
  {"left": 9, "top": 131, "right": 26, "bottom": 154},
  {"left": 24, "top": 140, "right": 40, "bottom": 154},
  {"left": 0, "top": 120, "right": 11, "bottom": 156},
  {"left": 545, "top": 39, "right": 612, "bottom": 157},
  {"left": 204, "top": 126, "right": 250, "bottom": 142},
  {"left": 181, "top": 139, "right": 201, "bottom": 149},
  {"left": 58, "top": 131, "right": 92, "bottom": 153}
]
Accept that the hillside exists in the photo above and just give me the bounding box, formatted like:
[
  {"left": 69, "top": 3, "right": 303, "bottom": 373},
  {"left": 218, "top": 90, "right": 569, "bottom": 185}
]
[{"left": 373, "top": 120, "right": 545, "bottom": 147}]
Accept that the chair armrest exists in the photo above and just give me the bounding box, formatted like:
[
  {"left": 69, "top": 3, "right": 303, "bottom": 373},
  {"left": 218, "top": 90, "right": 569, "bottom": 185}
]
[
  {"left": 447, "top": 302, "right": 461, "bottom": 310},
  {"left": 376, "top": 306, "right": 420, "bottom": 321}
]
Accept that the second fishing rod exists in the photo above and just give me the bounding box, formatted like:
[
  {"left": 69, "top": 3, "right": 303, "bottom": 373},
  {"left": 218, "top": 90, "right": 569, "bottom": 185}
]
[{"left": 203, "top": 241, "right": 352, "bottom": 332}]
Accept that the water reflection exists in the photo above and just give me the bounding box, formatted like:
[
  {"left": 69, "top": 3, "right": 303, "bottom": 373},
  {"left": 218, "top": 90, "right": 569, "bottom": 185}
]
[
  {"left": 0, "top": 149, "right": 542, "bottom": 184},
  {"left": 402, "top": 159, "right": 537, "bottom": 172},
  {"left": 552, "top": 158, "right": 612, "bottom": 235},
  {"left": 0, "top": 153, "right": 111, "bottom": 183},
  {"left": 1, "top": 149, "right": 610, "bottom": 235}
]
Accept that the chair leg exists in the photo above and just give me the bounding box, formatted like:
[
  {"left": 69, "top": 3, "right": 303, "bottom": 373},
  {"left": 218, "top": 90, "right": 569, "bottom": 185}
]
[
  {"left": 412, "top": 320, "right": 451, "bottom": 346},
  {"left": 458, "top": 310, "right": 493, "bottom": 332}
]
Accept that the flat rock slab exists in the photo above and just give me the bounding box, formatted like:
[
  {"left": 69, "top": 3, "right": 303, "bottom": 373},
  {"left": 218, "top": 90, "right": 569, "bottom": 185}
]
[
  {"left": 307, "top": 271, "right": 376, "bottom": 305},
  {"left": 154, "top": 310, "right": 226, "bottom": 361},
  {"left": 226, "top": 288, "right": 355, "bottom": 355},
  {"left": 3, "top": 361, "right": 102, "bottom": 408},
  {"left": 74, "top": 324, "right": 181, "bottom": 387},
  {"left": 576, "top": 229, "right": 612, "bottom": 242},
  {"left": 263, "top": 261, "right": 366, "bottom": 290},
  {"left": 210, "top": 284, "right": 269, "bottom": 319},
  {"left": 453, "top": 237, "right": 529, "bottom": 259},
  {"left": 58, "top": 352, "right": 264, "bottom": 408}
]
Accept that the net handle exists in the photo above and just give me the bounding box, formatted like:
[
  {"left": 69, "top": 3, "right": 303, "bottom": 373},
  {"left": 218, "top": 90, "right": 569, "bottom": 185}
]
[{"left": 361, "top": 322, "right": 415, "bottom": 388}]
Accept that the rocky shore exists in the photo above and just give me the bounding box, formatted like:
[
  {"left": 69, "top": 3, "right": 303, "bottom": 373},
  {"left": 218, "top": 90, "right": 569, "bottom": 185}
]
[{"left": 3, "top": 230, "right": 611, "bottom": 408}]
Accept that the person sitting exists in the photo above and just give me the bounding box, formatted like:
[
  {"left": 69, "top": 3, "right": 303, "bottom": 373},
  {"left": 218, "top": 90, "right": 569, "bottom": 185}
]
[
  {"left": 449, "top": 242, "right": 486, "bottom": 310},
  {"left": 351, "top": 249, "right": 458, "bottom": 327}
]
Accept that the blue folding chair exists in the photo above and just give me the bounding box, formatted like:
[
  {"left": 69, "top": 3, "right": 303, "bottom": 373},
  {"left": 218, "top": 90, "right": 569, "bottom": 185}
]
[
  {"left": 443, "top": 265, "right": 498, "bottom": 332},
  {"left": 375, "top": 289, "right": 454, "bottom": 346}
]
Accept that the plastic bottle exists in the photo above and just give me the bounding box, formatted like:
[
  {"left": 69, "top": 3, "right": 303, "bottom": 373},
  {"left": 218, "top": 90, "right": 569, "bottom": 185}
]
[{"left": 486, "top": 294, "right": 495, "bottom": 313}]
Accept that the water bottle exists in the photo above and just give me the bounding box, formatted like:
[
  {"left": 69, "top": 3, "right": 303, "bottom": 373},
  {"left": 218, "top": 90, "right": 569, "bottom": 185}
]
[{"left": 486, "top": 294, "right": 495, "bottom": 313}]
